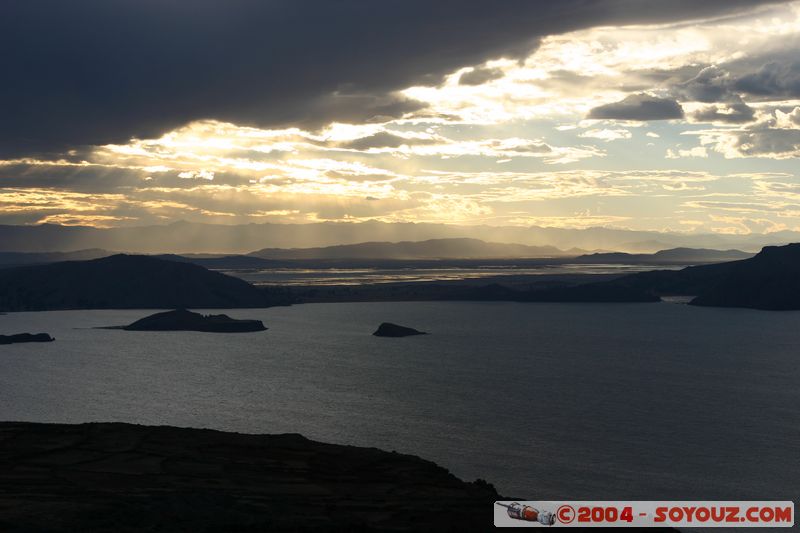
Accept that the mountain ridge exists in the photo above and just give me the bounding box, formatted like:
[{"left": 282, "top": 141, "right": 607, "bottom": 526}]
[
  {"left": 249, "top": 238, "right": 580, "bottom": 260},
  {"left": 0, "top": 242, "right": 752, "bottom": 268},
  {"left": 0, "top": 221, "right": 792, "bottom": 254}
]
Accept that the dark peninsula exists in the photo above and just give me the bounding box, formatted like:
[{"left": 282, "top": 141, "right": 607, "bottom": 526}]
[
  {"left": 118, "top": 309, "right": 266, "bottom": 333},
  {"left": 530, "top": 242, "right": 800, "bottom": 310},
  {"left": 0, "top": 254, "right": 274, "bottom": 311}
]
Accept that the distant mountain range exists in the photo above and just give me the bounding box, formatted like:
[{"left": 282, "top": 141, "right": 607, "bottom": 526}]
[
  {"left": 0, "top": 221, "right": 796, "bottom": 254},
  {"left": 0, "top": 249, "right": 112, "bottom": 268},
  {"left": 249, "top": 238, "right": 582, "bottom": 260},
  {"left": 0, "top": 240, "right": 753, "bottom": 269}
]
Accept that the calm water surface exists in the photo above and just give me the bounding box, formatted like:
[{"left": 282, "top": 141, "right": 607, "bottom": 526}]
[
  {"left": 1, "top": 302, "right": 798, "bottom": 505},
  {"left": 227, "top": 263, "right": 679, "bottom": 285}
]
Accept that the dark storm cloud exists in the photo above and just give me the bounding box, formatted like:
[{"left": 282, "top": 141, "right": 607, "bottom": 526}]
[
  {"left": 729, "top": 128, "right": 800, "bottom": 157},
  {"left": 588, "top": 94, "right": 685, "bottom": 121},
  {"left": 0, "top": 0, "right": 783, "bottom": 157},
  {"left": 668, "top": 56, "right": 800, "bottom": 106},
  {"left": 692, "top": 103, "right": 755, "bottom": 124},
  {"left": 0, "top": 163, "right": 145, "bottom": 192},
  {"left": 733, "top": 61, "right": 800, "bottom": 98},
  {"left": 678, "top": 66, "right": 734, "bottom": 103},
  {"left": 338, "top": 132, "right": 435, "bottom": 150},
  {"left": 458, "top": 67, "right": 505, "bottom": 86},
  {"left": 691, "top": 97, "right": 756, "bottom": 124}
]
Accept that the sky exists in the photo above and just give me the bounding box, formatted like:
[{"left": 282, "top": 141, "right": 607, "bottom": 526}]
[{"left": 2, "top": 0, "right": 800, "bottom": 235}]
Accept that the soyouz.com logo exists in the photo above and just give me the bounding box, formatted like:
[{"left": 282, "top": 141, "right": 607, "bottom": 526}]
[{"left": 494, "top": 501, "right": 794, "bottom": 527}]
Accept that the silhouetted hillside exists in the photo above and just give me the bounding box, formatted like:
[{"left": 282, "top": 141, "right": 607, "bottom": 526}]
[
  {"left": 574, "top": 247, "right": 752, "bottom": 265},
  {"left": 250, "top": 238, "right": 577, "bottom": 260},
  {"left": 0, "top": 249, "right": 114, "bottom": 268},
  {"left": 533, "top": 243, "right": 800, "bottom": 310},
  {"left": 0, "top": 255, "right": 270, "bottom": 311},
  {"left": 689, "top": 244, "right": 800, "bottom": 310},
  {"left": 0, "top": 422, "right": 499, "bottom": 532},
  {"left": 155, "top": 253, "right": 278, "bottom": 269},
  {"left": 651, "top": 247, "right": 752, "bottom": 263}
]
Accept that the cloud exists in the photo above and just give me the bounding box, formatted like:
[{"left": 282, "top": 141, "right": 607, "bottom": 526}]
[
  {"left": 0, "top": 0, "right": 778, "bottom": 156},
  {"left": 733, "top": 60, "right": 800, "bottom": 98},
  {"left": 337, "top": 131, "right": 435, "bottom": 150},
  {"left": 666, "top": 146, "right": 709, "bottom": 158},
  {"left": 579, "top": 128, "right": 632, "bottom": 141},
  {"left": 684, "top": 200, "right": 786, "bottom": 213},
  {"left": 691, "top": 100, "right": 756, "bottom": 124},
  {"left": 405, "top": 138, "right": 604, "bottom": 164},
  {"left": 458, "top": 66, "right": 505, "bottom": 86},
  {"left": 668, "top": 55, "right": 800, "bottom": 110},
  {"left": 754, "top": 178, "right": 800, "bottom": 201},
  {"left": 696, "top": 124, "right": 800, "bottom": 159},
  {"left": 775, "top": 107, "right": 800, "bottom": 129},
  {"left": 727, "top": 128, "right": 800, "bottom": 158},
  {"left": 178, "top": 170, "right": 215, "bottom": 181},
  {"left": 690, "top": 106, "right": 800, "bottom": 158},
  {"left": 677, "top": 65, "right": 734, "bottom": 103},
  {"left": 4, "top": 1, "right": 800, "bottom": 235},
  {"left": 588, "top": 93, "right": 684, "bottom": 121}
]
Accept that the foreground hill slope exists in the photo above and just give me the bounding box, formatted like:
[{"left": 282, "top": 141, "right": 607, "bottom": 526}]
[
  {"left": 0, "top": 422, "right": 498, "bottom": 532},
  {"left": 0, "top": 255, "right": 269, "bottom": 311}
]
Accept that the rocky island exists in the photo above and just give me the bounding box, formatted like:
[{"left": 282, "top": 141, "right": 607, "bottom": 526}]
[
  {"left": 373, "top": 322, "right": 427, "bottom": 337},
  {"left": 0, "top": 422, "right": 499, "bottom": 532},
  {"left": 0, "top": 333, "right": 54, "bottom": 345},
  {"left": 118, "top": 309, "right": 267, "bottom": 333}
]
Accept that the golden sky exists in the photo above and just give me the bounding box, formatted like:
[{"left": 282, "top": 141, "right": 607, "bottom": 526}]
[{"left": 2, "top": 1, "right": 800, "bottom": 234}]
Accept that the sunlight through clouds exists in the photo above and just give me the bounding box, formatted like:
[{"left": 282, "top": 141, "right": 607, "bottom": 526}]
[{"left": 2, "top": 2, "right": 800, "bottom": 232}]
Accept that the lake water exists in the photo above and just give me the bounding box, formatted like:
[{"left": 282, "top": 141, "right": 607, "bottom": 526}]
[
  {"left": 226, "top": 263, "right": 678, "bottom": 285},
  {"left": 1, "top": 302, "right": 798, "bottom": 507}
]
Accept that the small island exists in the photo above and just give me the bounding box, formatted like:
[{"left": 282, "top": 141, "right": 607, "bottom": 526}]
[
  {"left": 373, "top": 322, "right": 427, "bottom": 337},
  {"left": 116, "top": 309, "right": 267, "bottom": 333},
  {"left": 0, "top": 333, "right": 55, "bottom": 345}
]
